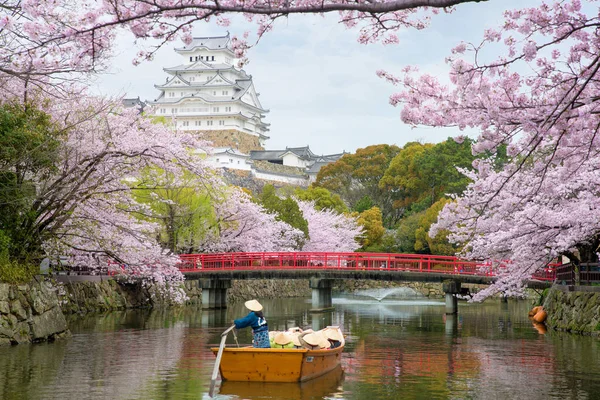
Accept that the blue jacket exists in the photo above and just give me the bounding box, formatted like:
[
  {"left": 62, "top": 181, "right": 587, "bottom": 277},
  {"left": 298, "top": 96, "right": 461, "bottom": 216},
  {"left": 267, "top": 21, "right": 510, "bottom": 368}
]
[{"left": 234, "top": 311, "right": 268, "bottom": 333}]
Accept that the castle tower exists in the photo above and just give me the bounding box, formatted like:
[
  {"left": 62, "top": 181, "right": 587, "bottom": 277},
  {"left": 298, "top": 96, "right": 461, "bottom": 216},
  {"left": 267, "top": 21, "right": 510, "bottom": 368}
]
[{"left": 148, "top": 34, "right": 270, "bottom": 152}]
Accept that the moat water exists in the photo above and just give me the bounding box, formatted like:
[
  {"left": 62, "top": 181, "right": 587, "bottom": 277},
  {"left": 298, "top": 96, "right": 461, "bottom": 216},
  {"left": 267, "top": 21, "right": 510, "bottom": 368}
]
[{"left": 1, "top": 295, "right": 599, "bottom": 399}]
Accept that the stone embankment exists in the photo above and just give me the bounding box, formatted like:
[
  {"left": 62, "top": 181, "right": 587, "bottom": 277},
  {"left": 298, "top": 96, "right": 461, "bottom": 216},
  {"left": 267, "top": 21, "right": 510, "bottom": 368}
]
[
  {"left": 0, "top": 277, "right": 69, "bottom": 345},
  {"left": 543, "top": 286, "right": 600, "bottom": 335}
]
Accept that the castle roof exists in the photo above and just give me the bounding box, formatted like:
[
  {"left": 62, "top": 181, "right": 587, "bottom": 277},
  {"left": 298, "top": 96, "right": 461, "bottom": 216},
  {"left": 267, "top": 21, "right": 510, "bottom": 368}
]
[
  {"left": 250, "top": 146, "right": 342, "bottom": 163},
  {"left": 212, "top": 147, "right": 250, "bottom": 157},
  {"left": 164, "top": 62, "right": 238, "bottom": 74},
  {"left": 175, "top": 34, "right": 233, "bottom": 53}
]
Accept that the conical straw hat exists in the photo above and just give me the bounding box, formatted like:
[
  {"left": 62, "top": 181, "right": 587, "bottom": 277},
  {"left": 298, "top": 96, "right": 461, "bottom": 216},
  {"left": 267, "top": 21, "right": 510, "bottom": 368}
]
[
  {"left": 291, "top": 333, "right": 302, "bottom": 347},
  {"left": 316, "top": 333, "right": 330, "bottom": 349},
  {"left": 323, "top": 328, "right": 343, "bottom": 342},
  {"left": 274, "top": 332, "right": 292, "bottom": 346},
  {"left": 244, "top": 299, "right": 263, "bottom": 312},
  {"left": 301, "top": 333, "right": 321, "bottom": 347},
  {"left": 303, "top": 332, "right": 330, "bottom": 349}
]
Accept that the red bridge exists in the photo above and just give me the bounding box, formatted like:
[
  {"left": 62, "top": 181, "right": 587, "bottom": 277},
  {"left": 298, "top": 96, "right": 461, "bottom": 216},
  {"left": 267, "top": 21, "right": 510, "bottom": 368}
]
[
  {"left": 178, "top": 251, "right": 556, "bottom": 282},
  {"left": 178, "top": 252, "right": 555, "bottom": 311}
]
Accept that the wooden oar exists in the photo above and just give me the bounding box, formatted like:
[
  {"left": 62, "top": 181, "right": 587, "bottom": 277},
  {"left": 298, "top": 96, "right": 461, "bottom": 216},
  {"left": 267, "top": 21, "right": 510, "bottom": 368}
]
[{"left": 209, "top": 324, "right": 236, "bottom": 398}]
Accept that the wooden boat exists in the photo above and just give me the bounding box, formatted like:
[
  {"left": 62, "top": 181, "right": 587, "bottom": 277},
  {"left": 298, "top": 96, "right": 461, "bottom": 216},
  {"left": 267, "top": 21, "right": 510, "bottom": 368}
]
[
  {"left": 219, "top": 364, "right": 344, "bottom": 399},
  {"left": 210, "top": 326, "right": 344, "bottom": 383}
]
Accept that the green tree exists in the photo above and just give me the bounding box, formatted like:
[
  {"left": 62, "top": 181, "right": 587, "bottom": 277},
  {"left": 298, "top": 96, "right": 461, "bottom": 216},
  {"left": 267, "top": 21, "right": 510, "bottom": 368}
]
[
  {"left": 294, "top": 186, "right": 348, "bottom": 214},
  {"left": 414, "top": 198, "right": 457, "bottom": 256},
  {"left": 380, "top": 138, "right": 475, "bottom": 215},
  {"left": 132, "top": 169, "right": 216, "bottom": 253},
  {"left": 257, "top": 185, "right": 309, "bottom": 240},
  {"left": 315, "top": 144, "right": 401, "bottom": 227},
  {"left": 354, "top": 206, "right": 385, "bottom": 251},
  {"left": 0, "top": 101, "right": 63, "bottom": 263},
  {"left": 394, "top": 211, "right": 424, "bottom": 253}
]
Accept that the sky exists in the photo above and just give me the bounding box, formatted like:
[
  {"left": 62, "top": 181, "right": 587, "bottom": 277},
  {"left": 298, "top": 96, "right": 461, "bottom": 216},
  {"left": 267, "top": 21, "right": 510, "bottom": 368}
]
[{"left": 92, "top": 0, "right": 536, "bottom": 155}]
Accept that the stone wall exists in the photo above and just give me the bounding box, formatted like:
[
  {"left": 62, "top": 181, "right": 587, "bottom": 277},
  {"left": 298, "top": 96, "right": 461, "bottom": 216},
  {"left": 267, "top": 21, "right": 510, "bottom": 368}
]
[
  {"left": 0, "top": 277, "right": 69, "bottom": 345},
  {"left": 252, "top": 160, "right": 307, "bottom": 177},
  {"left": 198, "top": 130, "right": 263, "bottom": 153},
  {"left": 543, "top": 285, "right": 600, "bottom": 335}
]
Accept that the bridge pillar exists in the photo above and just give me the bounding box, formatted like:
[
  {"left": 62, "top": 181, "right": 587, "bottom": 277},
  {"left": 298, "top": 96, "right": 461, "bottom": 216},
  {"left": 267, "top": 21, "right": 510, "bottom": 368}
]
[
  {"left": 309, "top": 278, "right": 333, "bottom": 311},
  {"left": 443, "top": 280, "right": 461, "bottom": 315},
  {"left": 200, "top": 279, "right": 231, "bottom": 309}
]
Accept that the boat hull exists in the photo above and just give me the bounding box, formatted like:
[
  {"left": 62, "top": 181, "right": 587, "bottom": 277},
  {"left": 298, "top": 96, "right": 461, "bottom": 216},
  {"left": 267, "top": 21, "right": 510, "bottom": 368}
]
[{"left": 210, "top": 345, "right": 344, "bottom": 382}]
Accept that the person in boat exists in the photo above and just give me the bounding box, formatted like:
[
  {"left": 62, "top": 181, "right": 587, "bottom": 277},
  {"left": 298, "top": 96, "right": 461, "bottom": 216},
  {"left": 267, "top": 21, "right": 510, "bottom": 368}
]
[
  {"left": 234, "top": 299, "right": 270, "bottom": 348},
  {"left": 323, "top": 328, "right": 343, "bottom": 349}
]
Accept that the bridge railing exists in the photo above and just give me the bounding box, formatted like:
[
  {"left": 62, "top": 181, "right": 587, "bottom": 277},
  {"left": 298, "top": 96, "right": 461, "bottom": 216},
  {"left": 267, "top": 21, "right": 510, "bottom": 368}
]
[{"left": 178, "top": 252, "right": 555, "bottom": 279}]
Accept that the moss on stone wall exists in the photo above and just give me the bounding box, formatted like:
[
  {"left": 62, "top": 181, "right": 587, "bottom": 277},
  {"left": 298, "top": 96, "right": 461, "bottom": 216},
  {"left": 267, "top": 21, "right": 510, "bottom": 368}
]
[{"left": 543, "top": 286, "right": 600, "bottom": 335}]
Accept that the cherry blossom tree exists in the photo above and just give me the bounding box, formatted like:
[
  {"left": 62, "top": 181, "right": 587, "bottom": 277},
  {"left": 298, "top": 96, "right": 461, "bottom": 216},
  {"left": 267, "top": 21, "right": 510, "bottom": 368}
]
[
  {"left": 199, "top": 187, "right": 305, "bottom": 252},
  {"left": 297, "top": 200, "right": 362, "bottom": 252},
  {"left": 0, "top": 93, "right": 216, "bottom": 301},
  {"left": 377, "top": 0, "right": 600, "bottom": 298}
]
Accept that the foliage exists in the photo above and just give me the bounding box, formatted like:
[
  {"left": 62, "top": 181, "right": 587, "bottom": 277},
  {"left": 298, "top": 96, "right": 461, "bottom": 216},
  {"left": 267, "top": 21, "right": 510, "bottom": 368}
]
[
  {"left": 132, "top": 168, "right": 217, "bottom": 253},
  {"left": 315, "top": 144, "right": 401, "bottom": 227},
  {"left": 294, "top": 186, "right": 348, "bottom": 214},
  {"left": 395, "top": 212, "right": 424, "bottom": 253},
  {"left": 354, "top": 207, "right": 385, "bottom": 251},
  {"left": 414, "top": 198, "right": 457, "bottom": 256},
  {"left": 0, "top": 230, "right": 38, "bottom": 283},
  {"left": 257, "top": 185, "right": 309, "bottom": 239},
  {"left": 380, "top": 138, "right": 476, "bottom": 215},
  {"left": 0, "top": 101, "right": 64, "bottom": 262}
]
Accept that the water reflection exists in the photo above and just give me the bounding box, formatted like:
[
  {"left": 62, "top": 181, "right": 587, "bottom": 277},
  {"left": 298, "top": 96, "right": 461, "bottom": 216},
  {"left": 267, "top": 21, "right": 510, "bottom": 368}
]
[{"left": 0, "top": 297, "right": 599, "bottom": 399}]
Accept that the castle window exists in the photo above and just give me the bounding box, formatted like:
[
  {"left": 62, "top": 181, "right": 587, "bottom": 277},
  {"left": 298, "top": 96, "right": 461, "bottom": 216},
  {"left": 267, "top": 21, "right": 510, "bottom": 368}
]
[
  {"left": 182, "top": 121, "right": 190, "bottom": 127},
  {"left": 219, "top": 120, "right": 225, "bottom": 126},
  {"left": 189, "top": 56, "right": 193, "bottom": 62},
  {"left": 216, "top": 158, "right": 219, "bottom": 162},
  {"left": 195, "top": 121, "right": 201, "bottom": 126},
  {"left": 213, "top": 107, "right": 219, "bottom": 112},
  {"left": 212, "top": 56, "right": 215, "bottom": 61},
  {"left": 225, "top": 106, "right": 232, "bottom": 112},
  {"left": 160, "top": 108, "right": 166, "bottom": 114},
  {"left": 190, "top": 77, "right": 195, "bottom": 82},
  {"left": 172, "top": 108, "right": 177, "bottom": 114},
  {"left": 222, "top": 90, "right": 228, "bottom": 95},
  {"left": 207, "top": 120, "right": 213, "bottom": 126},
  {"left": 229, "top": 159, "right": 233, "bottom": 163}
]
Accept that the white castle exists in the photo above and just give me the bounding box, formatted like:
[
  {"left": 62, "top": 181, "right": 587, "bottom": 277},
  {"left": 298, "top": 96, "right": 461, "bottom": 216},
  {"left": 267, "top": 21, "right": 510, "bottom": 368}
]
[{"left": 138, "top": 33, "right": 345, "bottom": 185}]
